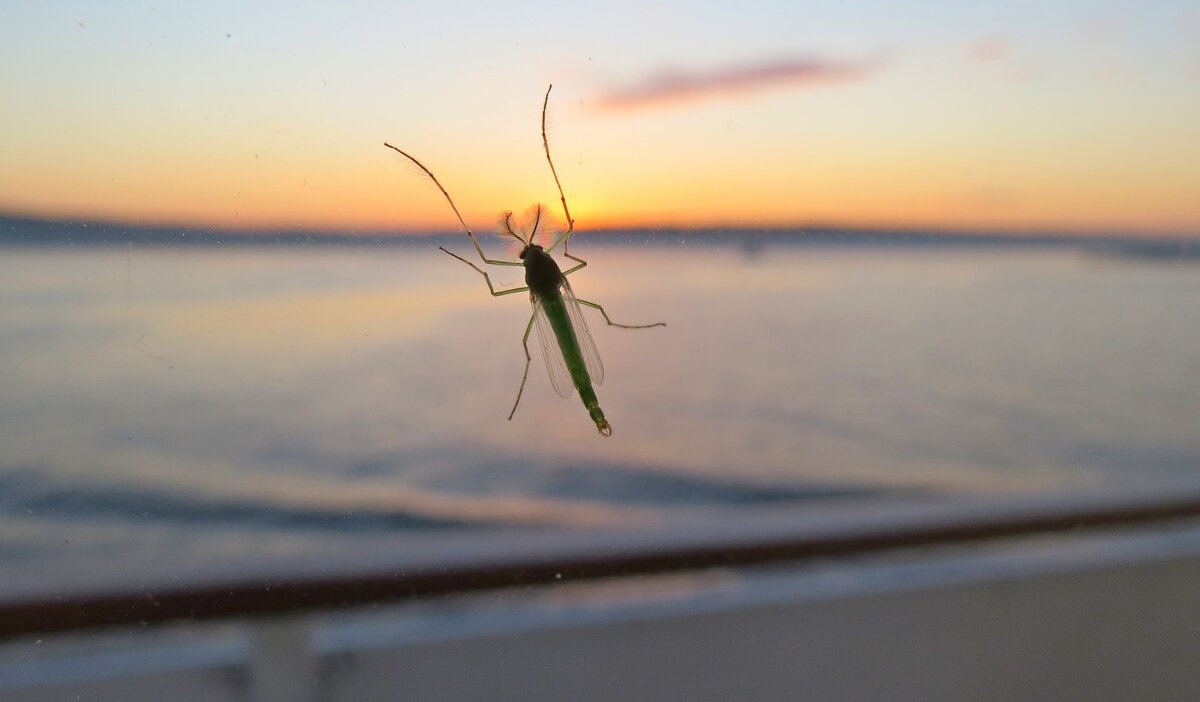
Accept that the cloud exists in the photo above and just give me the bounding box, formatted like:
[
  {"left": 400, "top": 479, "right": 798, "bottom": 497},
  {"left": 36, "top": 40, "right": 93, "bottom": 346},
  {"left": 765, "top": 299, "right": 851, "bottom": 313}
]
[{"left": 592, "top": 54, "right": 888, "bottom": 112}]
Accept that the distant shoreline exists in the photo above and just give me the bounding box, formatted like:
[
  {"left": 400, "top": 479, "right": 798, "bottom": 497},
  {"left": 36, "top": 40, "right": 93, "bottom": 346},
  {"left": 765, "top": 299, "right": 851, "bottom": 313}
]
[{"left": 1, "top": 212, "right": 1196, "bottom": 258}]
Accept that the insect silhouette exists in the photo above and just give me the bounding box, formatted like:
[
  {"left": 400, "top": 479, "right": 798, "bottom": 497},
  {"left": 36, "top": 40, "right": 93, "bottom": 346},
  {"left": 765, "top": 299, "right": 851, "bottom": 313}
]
[{"left": 384, "top": 85, "right": 665, "bottom": 436}]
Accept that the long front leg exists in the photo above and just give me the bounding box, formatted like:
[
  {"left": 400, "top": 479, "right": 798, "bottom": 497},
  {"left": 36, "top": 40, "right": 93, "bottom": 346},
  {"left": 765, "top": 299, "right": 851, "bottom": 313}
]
[
  {"left": 575, "top": 298, "right": 666, "bottom": 329},
  {"left": 439, "top": 247, "right": 528, "bottom": 297},
  {"left": 508, "top": 312, "right": 537, "bottom": 420}
]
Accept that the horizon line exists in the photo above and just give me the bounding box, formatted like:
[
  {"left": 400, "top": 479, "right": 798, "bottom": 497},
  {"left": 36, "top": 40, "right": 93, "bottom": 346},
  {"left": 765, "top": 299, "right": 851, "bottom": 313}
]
[{"left": 1, "top": 208, "right": 1196, "bottom": 244}]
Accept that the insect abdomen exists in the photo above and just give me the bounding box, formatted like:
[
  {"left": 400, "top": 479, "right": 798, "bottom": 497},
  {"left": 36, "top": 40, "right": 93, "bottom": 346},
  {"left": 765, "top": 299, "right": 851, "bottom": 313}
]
[{"left": 542, "top": 294, "right": 611, "bottom": 436}]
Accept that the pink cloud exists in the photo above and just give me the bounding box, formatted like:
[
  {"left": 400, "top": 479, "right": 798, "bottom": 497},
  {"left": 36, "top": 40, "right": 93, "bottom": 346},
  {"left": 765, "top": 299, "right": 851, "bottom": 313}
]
[{"left": 592, "top": 54, "right": 888, "bottom": 112}]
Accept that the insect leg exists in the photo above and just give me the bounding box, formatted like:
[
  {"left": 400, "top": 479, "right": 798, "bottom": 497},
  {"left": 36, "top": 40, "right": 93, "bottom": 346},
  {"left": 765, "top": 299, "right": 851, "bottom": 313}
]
[
  {"left": 562, "top": 250, "right": 663, "bottom": 327},
  {"left": 508, "top": 312, "right": 537, "bottom": 420},
  {"left": 574, "top": 298, "right": 666, "bottom": 329},
  {"left": 439, "top": 247, "right": 528, "bottom": 297},
  {"left": 559, "top": 251, "right": 589, "bottom": 277},
  {"left": 540, "top": 85, "right": 576, "bottom": 255}
]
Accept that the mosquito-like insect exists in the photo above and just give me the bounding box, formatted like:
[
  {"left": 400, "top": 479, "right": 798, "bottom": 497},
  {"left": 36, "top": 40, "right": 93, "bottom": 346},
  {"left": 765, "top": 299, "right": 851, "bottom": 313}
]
[{"left": 384, "top": 85, "right": 665, "bottom": 436}]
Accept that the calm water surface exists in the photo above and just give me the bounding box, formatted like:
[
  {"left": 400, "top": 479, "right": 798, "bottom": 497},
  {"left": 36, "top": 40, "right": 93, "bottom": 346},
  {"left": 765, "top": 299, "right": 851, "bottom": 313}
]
[{"left": 1, "top": 242, "right": 1198, "bottom": 585}]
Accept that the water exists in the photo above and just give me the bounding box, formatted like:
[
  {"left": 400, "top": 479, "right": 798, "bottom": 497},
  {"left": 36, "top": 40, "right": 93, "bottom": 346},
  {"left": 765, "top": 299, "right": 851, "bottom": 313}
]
[{"left": 1, "top": 241, "right": 1198, "bottom": 587}]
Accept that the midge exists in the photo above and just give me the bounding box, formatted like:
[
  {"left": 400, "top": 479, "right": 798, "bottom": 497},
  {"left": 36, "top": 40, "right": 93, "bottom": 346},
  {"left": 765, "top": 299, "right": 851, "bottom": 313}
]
[{"left": 384, "top": 85, "right": 665, "bottom": 436}]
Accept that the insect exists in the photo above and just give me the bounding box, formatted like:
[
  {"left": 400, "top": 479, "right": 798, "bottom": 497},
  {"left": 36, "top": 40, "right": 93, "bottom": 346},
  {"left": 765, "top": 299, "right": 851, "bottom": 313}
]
[{"left": 384, "top": 85, "right": 665, "bottom": 436}]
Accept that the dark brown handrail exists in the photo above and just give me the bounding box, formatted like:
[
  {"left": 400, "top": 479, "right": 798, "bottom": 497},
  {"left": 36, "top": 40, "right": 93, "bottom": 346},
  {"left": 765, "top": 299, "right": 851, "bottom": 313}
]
[{"left": 4, "top": 486, "right": 1200, "bottom": 640}]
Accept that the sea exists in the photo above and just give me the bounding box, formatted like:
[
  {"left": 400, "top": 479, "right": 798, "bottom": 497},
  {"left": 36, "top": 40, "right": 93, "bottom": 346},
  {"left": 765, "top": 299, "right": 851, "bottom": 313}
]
[{"left": 2, "top": 233, "right": 1198, "bottom": 589}]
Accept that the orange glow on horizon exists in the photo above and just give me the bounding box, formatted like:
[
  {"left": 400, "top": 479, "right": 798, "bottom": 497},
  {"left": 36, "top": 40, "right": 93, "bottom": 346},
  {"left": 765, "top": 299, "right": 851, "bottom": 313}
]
[
  {"left": 3, "top": 116, "right": 1198, "bottom": 238},
  {"left": 5, "top": 131, "right": 1194, "bottom": 239}
]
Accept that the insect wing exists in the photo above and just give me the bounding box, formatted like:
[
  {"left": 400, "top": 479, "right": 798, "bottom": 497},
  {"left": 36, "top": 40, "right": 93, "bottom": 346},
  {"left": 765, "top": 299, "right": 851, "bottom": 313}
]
[
  {"left": 533, "top": 296, "right": 575, "bottom": 399},
  {"left": 562, "top": 279, "right": 604, "bottom": 386}
]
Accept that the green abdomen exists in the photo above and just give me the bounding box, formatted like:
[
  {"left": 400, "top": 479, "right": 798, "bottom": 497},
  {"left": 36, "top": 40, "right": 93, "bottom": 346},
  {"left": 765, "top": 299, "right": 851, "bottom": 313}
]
[{"left": 543, "top": 295, "right": 610, "bottom": 436}]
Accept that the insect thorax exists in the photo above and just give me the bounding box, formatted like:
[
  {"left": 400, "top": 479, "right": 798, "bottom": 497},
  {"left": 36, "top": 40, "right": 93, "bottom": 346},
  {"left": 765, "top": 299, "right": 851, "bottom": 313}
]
[{"left": 523, "top": 246, "right": 564, "bottom": 299}]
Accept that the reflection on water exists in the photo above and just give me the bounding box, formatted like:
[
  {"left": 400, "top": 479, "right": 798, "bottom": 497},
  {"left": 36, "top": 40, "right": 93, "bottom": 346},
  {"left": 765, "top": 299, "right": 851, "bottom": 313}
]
[{"left": 1, "top": 242, "right": 1198, "bottom": 583}]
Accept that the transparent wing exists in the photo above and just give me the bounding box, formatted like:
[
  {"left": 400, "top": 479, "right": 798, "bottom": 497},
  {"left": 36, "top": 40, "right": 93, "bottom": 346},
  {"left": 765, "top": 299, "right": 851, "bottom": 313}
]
[
  {"left": 533, "top": 296, "right": 575, "bottom": 399},
  {"left": 562, "top": 279, "right": 604, "bottom": 386}
]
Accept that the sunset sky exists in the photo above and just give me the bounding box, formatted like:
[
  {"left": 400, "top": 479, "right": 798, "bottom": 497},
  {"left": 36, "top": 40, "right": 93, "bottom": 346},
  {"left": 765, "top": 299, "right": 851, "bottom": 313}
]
[{"left": 1, "top": 1, "right": 1197, "bottom": 236}]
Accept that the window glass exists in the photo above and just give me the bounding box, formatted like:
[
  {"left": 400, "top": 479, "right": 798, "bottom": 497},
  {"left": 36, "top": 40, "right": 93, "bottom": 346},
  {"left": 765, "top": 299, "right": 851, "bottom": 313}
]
[{"left": 2, "top": 1, "right": 1198, "bottom": 592}]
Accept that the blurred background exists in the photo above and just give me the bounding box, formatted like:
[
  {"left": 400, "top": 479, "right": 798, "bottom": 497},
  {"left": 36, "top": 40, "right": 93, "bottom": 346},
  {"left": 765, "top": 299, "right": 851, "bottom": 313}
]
[{"left": 2, "top": 0, "right": 1199, "bottom": 589}]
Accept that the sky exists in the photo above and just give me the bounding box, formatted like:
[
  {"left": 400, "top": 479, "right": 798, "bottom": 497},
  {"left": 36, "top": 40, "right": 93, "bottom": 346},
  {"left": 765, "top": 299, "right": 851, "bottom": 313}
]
[{"left": 0, "top": 1, "right": 1197, "bottom": 237}]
